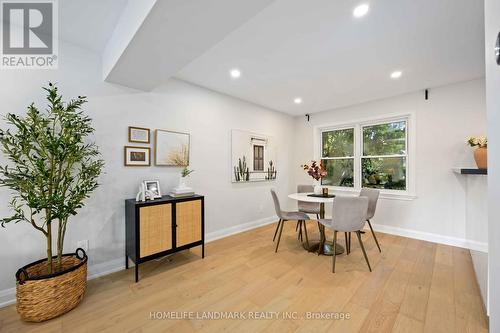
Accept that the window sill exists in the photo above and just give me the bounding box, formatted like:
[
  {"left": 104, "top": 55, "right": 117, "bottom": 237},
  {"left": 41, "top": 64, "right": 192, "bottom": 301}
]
[{"left": 325, "top": 187, "right": 417, "bottom": 201}]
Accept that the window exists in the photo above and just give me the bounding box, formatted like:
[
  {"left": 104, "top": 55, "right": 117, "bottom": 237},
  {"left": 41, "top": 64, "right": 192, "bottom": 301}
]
[
  {"left": 319, "top": 116, "right": 411, "bottom": 194},
  {"left": 362, "top": 121, "right": 407, "bottom": 190},
  {"left": 253, "top": 145, "right": 264, "bottom": 171},
  {"left": 321, "top": 128, "right": 354, "bottom": 187}
]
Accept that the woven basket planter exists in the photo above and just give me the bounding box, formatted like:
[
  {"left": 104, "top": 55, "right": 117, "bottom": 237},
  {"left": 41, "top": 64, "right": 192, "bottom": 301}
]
[{"left": 15, "top": 248, "right": 88, "bottom": 322}]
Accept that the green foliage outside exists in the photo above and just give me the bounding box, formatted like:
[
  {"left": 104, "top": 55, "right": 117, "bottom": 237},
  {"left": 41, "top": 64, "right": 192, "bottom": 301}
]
[
  {"left": 363, "top": 121, "right": 406, "bottom": 156},
  {"left": 322, "top": 121, "right": 407, "bottom": 190},
  {"left": 0, "top": 84, "right": 104, "bottom": 274},
  {"left": 322, "top": 128, "right": 353, "bottom": 157}
]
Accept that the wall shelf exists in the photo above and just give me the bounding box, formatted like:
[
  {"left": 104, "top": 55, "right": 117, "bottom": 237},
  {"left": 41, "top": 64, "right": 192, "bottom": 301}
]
[{"left": 452, "top": 168, "right": 487, "bottom": 175}]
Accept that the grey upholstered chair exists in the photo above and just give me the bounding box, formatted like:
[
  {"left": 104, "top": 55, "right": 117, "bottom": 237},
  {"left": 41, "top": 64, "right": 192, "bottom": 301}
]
[
  {"left": 359, "top": 188, "right": 381, "bottom": 252},
  {"left": 318, "top": 196, "right": 371, "bottom": 273},
  {"left": 295, "top": 185, "right": 320, "bottom": 238},
  {"left": 270, "top": 189, "right": 310, "bottom": 253},
  {"left": 297, "top": 185, "right": 321, "bottom": 217}
]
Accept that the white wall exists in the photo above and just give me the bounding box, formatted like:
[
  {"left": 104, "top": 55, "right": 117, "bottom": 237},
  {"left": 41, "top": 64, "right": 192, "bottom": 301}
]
[
  {"left": 0, "top": 35, "right": 490, "bottom": 313},
  {"left": 293, "top": 79, "right": 487, "bottom": 248},
  {"left": 0, "top": 42, "right": 295, "bottom": 303},
  {"left": 485, "top": 0, "right": 500, "bottom": 329}
]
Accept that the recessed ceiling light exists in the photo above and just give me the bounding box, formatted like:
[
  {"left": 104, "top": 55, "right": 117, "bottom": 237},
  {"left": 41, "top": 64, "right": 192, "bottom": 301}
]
[
  {"left": 390, "top": 71, "right": 403, "bottom": 79},
  {"left": 353, "top": 4, "right": 369, "bottom": 18},
  {"left": 294, "top": 97, "right": 302, "bottom": 104},
  {"left": 230, "top": 69, "right": 241, "bottom": 78}
]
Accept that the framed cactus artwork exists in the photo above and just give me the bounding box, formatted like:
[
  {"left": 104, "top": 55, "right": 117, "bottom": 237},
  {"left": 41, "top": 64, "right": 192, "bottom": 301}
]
[{"left": 231, "top": 129, "right": 277, "bottom": 183}]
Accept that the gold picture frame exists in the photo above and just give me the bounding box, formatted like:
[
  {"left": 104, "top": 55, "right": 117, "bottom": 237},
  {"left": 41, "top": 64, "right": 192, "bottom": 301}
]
[
  {"left": 155, "top": 129, "right": 190, "bottom": 166},
  {"left": 128, "top": 126, "right": 150, "bottom": 144},
  {"left": 124, "top": 146, "right": 151, "bottom": 166}
]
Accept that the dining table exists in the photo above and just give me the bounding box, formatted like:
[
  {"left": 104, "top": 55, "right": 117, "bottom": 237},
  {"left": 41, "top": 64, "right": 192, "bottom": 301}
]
[{"left": 288, "top": 192, "right": 344, "bottom": 256}]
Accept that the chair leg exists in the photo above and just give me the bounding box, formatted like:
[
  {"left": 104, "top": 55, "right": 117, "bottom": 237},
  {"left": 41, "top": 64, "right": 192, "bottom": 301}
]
[
  {"left": 356, "top": 231, "right": 372, "bottom": 272},
  {"left": 300, "top": 220, "right": 304, "bottom": 241},
  {"left": 275, "top": 219, "right": 286, "bottom": 253},
  {"left": 332, "top": 231, "right": 338, "bottom": 273},
  {"left": 296, "top": 220, "right": 299, "bottom": 231},
  {"left": 273, "top": 219, "right": 282, "bottom": 242},
  {"left": 303, "top": 220, "right": 310, "bottom": 248},
  {"left": 297, "top": 220, "right": 303, "bottom": 241},
  {"left": 348, "top": 232, "right": 351, "bottom": 252},
  {"left": 344, "top": 232, "right": 349, "bottom": 255},
  {"left": 367, "top": 220, "right": 381, "bottom": 252}
]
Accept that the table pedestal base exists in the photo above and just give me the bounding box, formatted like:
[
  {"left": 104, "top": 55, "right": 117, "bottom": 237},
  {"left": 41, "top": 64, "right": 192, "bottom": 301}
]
[{"left": 303, "top": 241, "right": 344, "bottom": 256}]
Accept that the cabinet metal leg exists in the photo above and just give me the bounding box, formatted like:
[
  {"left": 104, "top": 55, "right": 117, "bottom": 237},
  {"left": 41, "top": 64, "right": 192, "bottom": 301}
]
[
  {"left": 135, "top": 264, "right": 139, "bottom": 283},
  {"left": 125, "top": 255, "right": 129, "bottom": 269},
  {"left": 202, "top": 244, "right": 205, "bottom": 258}
]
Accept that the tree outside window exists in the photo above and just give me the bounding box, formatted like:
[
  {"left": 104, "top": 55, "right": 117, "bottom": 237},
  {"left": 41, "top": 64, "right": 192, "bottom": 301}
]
[
  {"left": 319, "top": 119, "right": 408, "bottom": 192},
  {"left": 362, "top": 121, "right": 407, "bottom": 190},
  {"left": 321, "top": 128, "right": 354, "bottom": 187}
]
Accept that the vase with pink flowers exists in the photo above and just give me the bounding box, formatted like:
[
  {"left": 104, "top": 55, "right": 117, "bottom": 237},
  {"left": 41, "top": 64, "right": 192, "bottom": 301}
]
[{"left": 301, "top": 161, "right": 328, "bottom": 194}]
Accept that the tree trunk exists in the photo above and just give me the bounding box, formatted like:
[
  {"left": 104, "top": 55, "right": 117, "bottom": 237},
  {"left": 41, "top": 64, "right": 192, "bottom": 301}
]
[
  {"left": 46, "top": 222, "right": 53, "bottom": 274},
  {"left": 56, "top": 218, "right": 67, "bottom": 271},
  {"left": 56, "top": 219, "right": 62, "bottom": 271}
]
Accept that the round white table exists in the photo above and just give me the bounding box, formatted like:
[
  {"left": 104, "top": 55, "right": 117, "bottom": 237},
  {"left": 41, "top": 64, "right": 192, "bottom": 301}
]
[{"left": 288, "top": 192, "right": 345, "bottom": 255}]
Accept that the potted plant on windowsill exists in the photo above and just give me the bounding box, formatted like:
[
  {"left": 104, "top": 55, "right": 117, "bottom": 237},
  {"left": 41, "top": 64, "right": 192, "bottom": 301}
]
[
  {"left": 301, "top": 161, "right": 327, "bottom": 194},
  {"left": 0, "top": 84, "right": 104, "bottom": 322},
  {"left": 467, "top": 136, "right": 487, "bottom": 169}
]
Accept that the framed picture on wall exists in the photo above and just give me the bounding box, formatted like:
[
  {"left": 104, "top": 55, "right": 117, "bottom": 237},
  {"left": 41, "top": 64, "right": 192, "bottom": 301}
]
[
  {"left": 124, "top": 146, "right": 151, "bottom": 166},
  {"left": 129, "top": 126, "right": 150, "bottom": 143},
  {"left": 155, "top": 129, "right": 190, "bottom": 166},
  {"left": 143, "top": 180, "right": 162, "bottom": 198}
]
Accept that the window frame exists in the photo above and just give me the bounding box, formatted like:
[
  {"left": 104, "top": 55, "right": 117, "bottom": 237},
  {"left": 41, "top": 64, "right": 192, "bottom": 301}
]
[
  {"left": 314, "top": 112, "right": 416, "bottom": 200},
  {"left": 320, "top": 126, "right": 355, "bottom": 188}
]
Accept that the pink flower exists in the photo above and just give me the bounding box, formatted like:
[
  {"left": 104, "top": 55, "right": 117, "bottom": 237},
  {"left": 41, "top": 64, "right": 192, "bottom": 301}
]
[{"left": 300, "top": 160, "right": 327, "bottom": 181}]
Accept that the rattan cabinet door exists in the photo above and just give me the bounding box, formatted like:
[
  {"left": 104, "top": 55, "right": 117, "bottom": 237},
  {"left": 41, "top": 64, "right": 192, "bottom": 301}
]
[
  {"left": 176, "top": 200, "right": 202, "bottom": 247},
  {"left": 139, "top": 204, "right": 173, "bottom": 258}
]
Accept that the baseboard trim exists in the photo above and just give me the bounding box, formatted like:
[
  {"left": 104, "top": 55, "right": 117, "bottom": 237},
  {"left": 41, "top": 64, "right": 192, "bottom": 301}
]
[
  {"left": 205, "top": 216, "right": 276, "bottom": 243},
  {"left": 3, "top": 217, "right": 483, "bottom": 309},
  {"left": 0, "top": 287, "right": 16, "bottom": 308},
  {"left": 0, "top": 216, "right": 277, "bottom": 309},
  {"left": 369, "top": 223, "right": 488, "bottom": 253}
]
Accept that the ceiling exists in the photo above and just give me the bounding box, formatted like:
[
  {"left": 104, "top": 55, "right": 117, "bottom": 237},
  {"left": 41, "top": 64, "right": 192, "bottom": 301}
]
[
  {"left": 59, "top": 0, "right": 128, "bottom": 53},
  {"left": 175, "top": 0, "right": 485, "bottom": 115},
  {"left": 58, "top": 0, "right": 485, "bottom": 115}
]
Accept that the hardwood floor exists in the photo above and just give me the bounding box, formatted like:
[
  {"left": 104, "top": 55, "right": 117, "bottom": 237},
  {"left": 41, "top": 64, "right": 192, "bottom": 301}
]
[{"left": 0, "top": 221, "right": 488, "bottom": 332}]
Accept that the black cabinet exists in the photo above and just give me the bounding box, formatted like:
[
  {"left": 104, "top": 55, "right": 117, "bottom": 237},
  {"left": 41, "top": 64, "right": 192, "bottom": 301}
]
[{"left": 125, "top": 195, "right": 204, "bottom": 282}]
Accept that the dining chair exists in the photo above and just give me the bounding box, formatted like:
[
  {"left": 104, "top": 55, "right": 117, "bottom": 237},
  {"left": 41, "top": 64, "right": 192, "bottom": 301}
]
[
  {"left": 318, "top": 196, "right": 371, "bottom": 273},
  {"left": 359, "top": 188, "right": 381, "bottom": 252},
  {"left": 270, "top": 189, "right": 310, "bottom": 253},
  {"left": 295, "top": 185, "right": 321, "bottom": 241}
]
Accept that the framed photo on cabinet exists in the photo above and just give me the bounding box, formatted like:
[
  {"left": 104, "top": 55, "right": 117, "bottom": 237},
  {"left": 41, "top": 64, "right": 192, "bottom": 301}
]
[{"left": 143, "top": 180, "right": 162, "bottom": 198}]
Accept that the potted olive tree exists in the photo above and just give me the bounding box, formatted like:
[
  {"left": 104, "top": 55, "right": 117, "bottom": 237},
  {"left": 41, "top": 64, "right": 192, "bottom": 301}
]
[{"left": 0, "top": 84, "right": 104, "bottom": 322}]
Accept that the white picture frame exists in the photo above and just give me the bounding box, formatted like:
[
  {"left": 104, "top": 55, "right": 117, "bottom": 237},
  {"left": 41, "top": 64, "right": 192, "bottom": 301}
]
[{"left": 143, "top": 180, "right": 162, "bottom": 199}]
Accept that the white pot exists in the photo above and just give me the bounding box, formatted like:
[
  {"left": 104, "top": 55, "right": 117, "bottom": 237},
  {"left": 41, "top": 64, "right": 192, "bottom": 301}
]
[
  {"left": 178, "top": 176, "right": 188, "bottom": 190},
  {"left": 313, "top": 181, "right": 322, "bottom": 194}
]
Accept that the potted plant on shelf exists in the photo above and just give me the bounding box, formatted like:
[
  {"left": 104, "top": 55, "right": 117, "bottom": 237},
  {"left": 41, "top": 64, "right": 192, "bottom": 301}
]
[
  {"left": 467, "top": 136, "right": 487, "bottom": 169},
  {"left": 0, "top": 83, "right": 104, "bottom": 322},
  {"left": 301, "top": 160, "right": 327, "bottom": 194}
]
